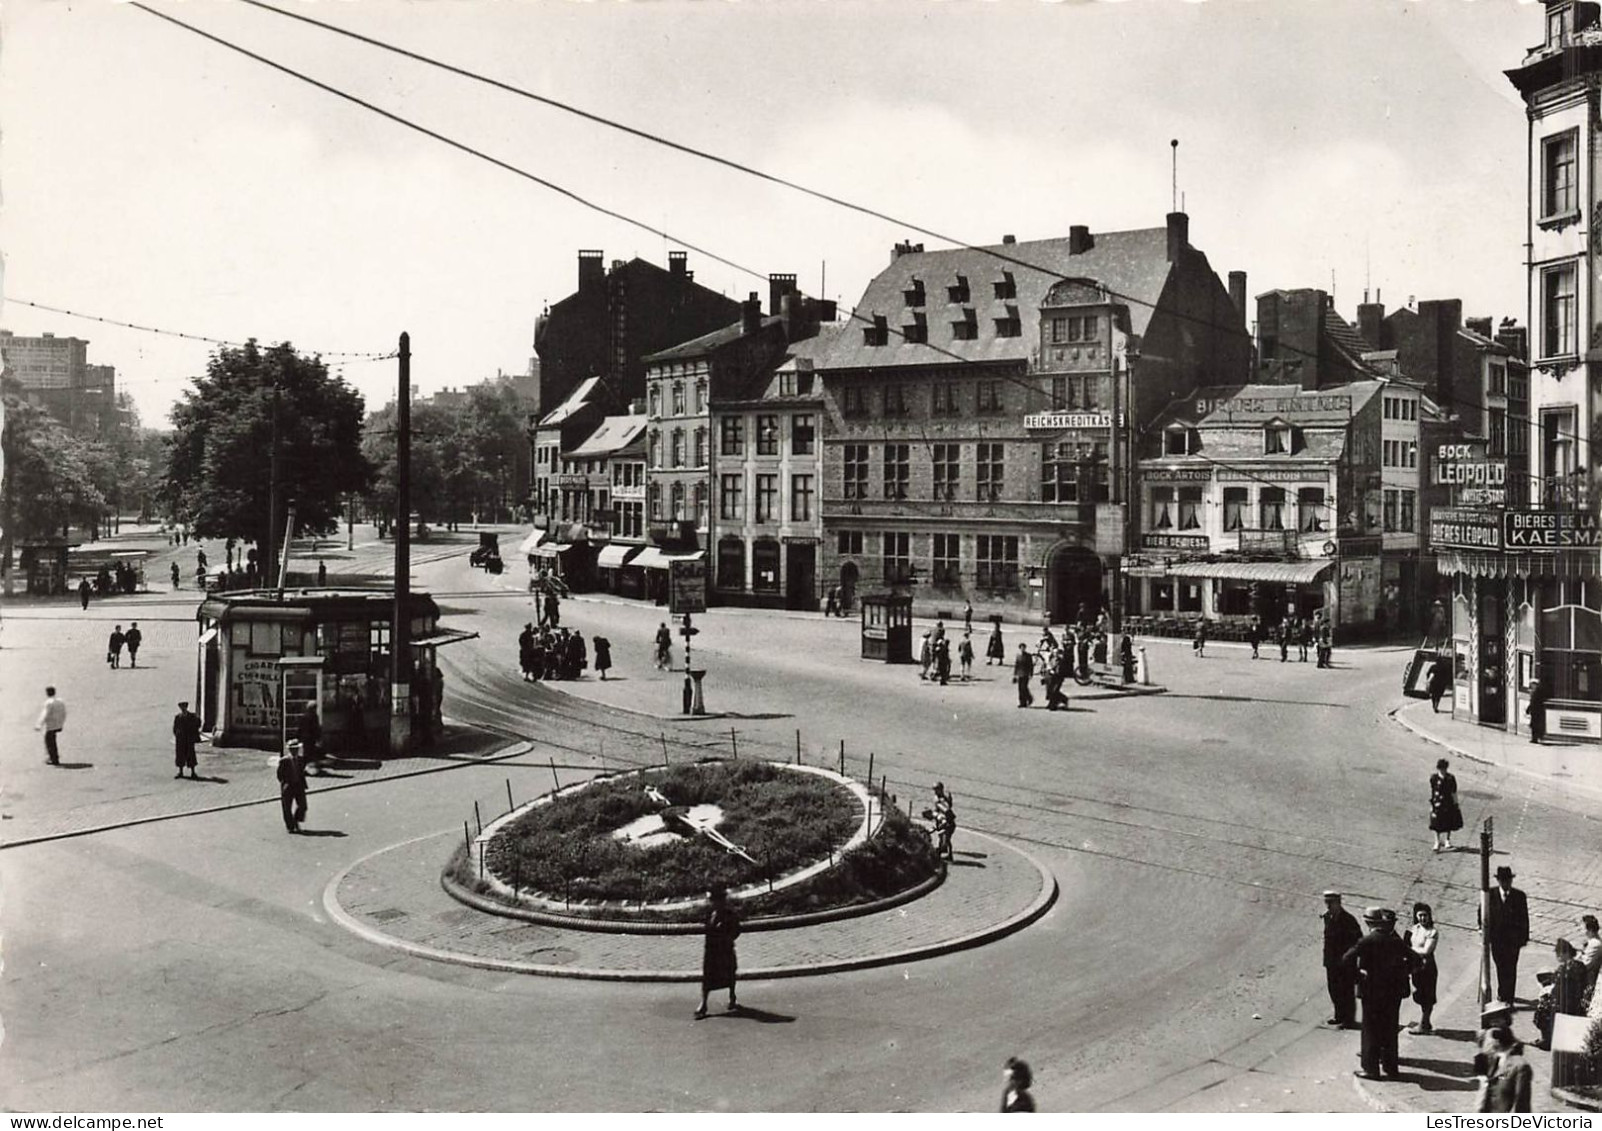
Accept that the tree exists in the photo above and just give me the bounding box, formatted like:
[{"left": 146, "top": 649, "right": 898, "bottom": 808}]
[
  {"left": 0, "top": 380, "right": 106, "bottom": 572},
  {"left": 165, "top": 341, "right": 371, "bottom": 580}
]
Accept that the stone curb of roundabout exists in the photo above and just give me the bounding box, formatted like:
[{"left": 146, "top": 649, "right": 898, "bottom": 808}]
[{"left": 323, "top": 828, "right": 1059, "bottom": 982}]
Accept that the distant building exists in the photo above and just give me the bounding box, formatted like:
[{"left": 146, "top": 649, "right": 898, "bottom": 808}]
[
  {"left": 533, "top": 250, "right": 743, "bottom": 420},
  {"left": 554, "top": 409, "right": 649, "bottom": 596},
  {"left": 527, "top": 376, "right": 608, "bottom": 581},
  {"left": 0, "top": 330, "right": 119, "bottom": 433},
  {"left": 812, "top": 213, "right": 1252, "bottom": 625}
]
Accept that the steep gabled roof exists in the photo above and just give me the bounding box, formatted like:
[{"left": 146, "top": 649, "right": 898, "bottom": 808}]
[
  {"left": 816, "top": 228, "right": 1176, "bottom": 371},
  {"left": 568, "top": 413, "right": 648, "bottom": 459},
  {"left": 1323, "top": 307, "right": 1379, "bottom": 374},
  {"left": 644, "top": 315, "right": 783, "bottom": 365},
  {"left": 536, "top": 375, "right": 603, "bottom": 427}
]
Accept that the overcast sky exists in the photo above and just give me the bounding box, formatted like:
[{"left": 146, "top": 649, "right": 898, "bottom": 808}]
[{"left": 0, "top": 0, "right": 1540, "bottom": 427}]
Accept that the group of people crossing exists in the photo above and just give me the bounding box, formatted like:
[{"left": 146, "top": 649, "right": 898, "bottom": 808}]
[{"left": 518, "top": 623, "right": 602, "bottom": 682}]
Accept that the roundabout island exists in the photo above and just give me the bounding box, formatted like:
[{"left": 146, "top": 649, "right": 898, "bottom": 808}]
[{"left": 324, "top": 750, "right": 1059, "bottom": 980}]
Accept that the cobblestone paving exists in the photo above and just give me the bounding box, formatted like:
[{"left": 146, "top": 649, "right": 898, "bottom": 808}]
[{"left": 330, "top": 827, "right": 1054, "bottom": 979}]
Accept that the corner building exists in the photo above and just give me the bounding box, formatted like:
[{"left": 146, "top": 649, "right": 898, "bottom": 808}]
[{"left": 812, "top": 214, "right": 1252, "bottom": 624}]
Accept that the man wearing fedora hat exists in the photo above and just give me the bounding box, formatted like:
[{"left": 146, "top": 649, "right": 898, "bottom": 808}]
[
  {"left": 1343, "top": 906, "right": 1416, "bottom": 1079},
  {"left": 1321, "top": 891, "right": 1363, "bottom": 1029},
  {"left": 172, "top": 700, "right": 202, "bottom": 780},
  {"left": 1486, "top": 864, "right": 1530, "bottom": 1006}
]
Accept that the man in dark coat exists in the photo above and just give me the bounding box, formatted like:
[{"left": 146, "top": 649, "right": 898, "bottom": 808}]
[
  {"left": 695, "top": 884, "right": 741, "bottom": 1019},
  {"left": 1486, "top": 864, "right": 1530, "bottom": 1005},
  {"left": 1278, "top": 618, "right": 1292, "bottom": 662},
  {"left": 277, "top": 744, "right": 308, "bottom": 834},
  {"left": 124, "top": 622, "right": 143, "bottom": 669},
  {"left": 108, "top": 625, "right": 126, "bottom": 669},
  {"left": 1343, "top": 906, "right": 1416, "bottom": 1079},
  {"left": 78, "top": 578, "right": 92, "bottom": 611},
  {"left": 173, "top": 700, "right": 202, "bottom": 779},
  {"left": 518, "top": 623, "right": 535, "bottom": 681},
  {"left": 1526, "top": 679, "right": 1549, "bottom": 744},
  {"left": 297, "top": 701, "right": 326, "bottom": 775},
  {"left": 1427, "top": 655, "right": 1453, "bottom": 713},
  {"left": 1321, "top": 891, "right": 1363, "bottom": 1029},
  {"left": 1013, "top": 643, "right": 1035, "bottom": 708}
]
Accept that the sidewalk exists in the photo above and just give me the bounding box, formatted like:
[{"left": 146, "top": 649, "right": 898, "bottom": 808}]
[{"left": 1393, "top": 699, "right": 1602, "bottom": 803}]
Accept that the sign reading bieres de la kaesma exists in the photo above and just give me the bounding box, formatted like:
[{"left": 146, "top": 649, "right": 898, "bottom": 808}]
[
  {"left": 1429, "top": 509, "right": 1503, "bottom": 551},
  {"left": 1503, "top": 509, "right": 1602, "bottom": 550}
]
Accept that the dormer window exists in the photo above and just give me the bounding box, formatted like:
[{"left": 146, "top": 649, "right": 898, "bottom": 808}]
[
  {"left": 1549, "top": 3, "right": 1574, "bottom": 48},
  {"left": 862, "top": 313, "right": 889, "bottom": 347},
  {"left": 994, "top": 305, "right": 1021, "bottom": 338},
  {"left": 902, "top": 310, "right": 928, "bottom": 344},
  {"left": 1164, "top": 426, "right": 1199, "bottom": 456},
  {"left": 903, "top": 278, "right": 925, "bottom": 307},
  {"left": 951, "top": 308, "right": 979, "bottom": 341},
  {"left": 993, "top": 272, "right": 1016, "bottom": 300},
  {"left": 1264, "top": 424, "right": 1292, "bottom": 454},
  {"left": 947, "top": 275, "right": 970, "bottom": 304}
]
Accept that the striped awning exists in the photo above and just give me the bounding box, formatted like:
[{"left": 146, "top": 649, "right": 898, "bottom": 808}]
[
  {"left": 531, "top": 542, "right": 572, "bottom": 559},
  {"left": 1125, "top": 560, "right": 1334, "bottom": 585},
  {"left": 596, "top": 543, "right": 641, "bottom": 569},
  {"left": 1435, "top": 550, "right": 1598, "bottom": 579}
]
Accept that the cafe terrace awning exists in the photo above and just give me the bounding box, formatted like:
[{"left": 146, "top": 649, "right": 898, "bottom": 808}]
[
  {"left": 1124, "top": 560, "right": 1334, "bottom": 585},
  {"left": 1435, "top": 549, "right": 1597, "bottom": 579},
  {"left": 631, "top": 547, "right": 705, "bottom": 571},
  {"left": 596, "top": 543, "right": 641, "bottom": 569},
  {"left": 530, "top": 542, "right": 573, "bottom": 559},
  {"left": 516, "top": 530, "right": 546, "bottom": 555}
]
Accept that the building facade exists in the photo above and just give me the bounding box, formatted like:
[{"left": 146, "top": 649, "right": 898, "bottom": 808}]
[
  {"left": 1428, "top": 0, "right": 1602, "bottom": 744},
  {"left": 812, "top": 214, "right": 1253, "bottom": 625},
  {"left": 0, "top": 330, "right": 120, "bottom": 433}
]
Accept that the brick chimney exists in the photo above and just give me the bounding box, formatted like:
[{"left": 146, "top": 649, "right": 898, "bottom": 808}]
[
  {"left": 891, "top": 240, "right": 925, "bottom": 262},
  {"left": 1068, "top": 225, "right": 1093, "bottom": 255},
  {"left": 768, "top": 273, "right": 798, "bottom": 316},
  {"left": 668, "top": 251, "right": 688, "bottom": 278},
  {"left": 579, "top": 249, "right": 604, "bottom": 292},
  {"left": 1465, "top": 316, "right": 1493, "bottom": 338},
  {"left": 1496, "top": 318, "right": 1528, "bottom": 361},
  {"left": 742, "top": 292, "right": 763, "bottom": 335},
  {"left": 1166, "top": 212, "right": 1189, "bottom": 262},
  {"left": 1228, "top": 271, "right": 1247, "bottom": 323},
  {"left": 1002, "top": 234, "right": 1017, "bottom": 246},
  {"left": 1356, "top": 290, "right": 1386, "bottom": 348}
]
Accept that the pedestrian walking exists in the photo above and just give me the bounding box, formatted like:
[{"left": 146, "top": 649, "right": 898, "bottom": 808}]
[
  {"left": 78, "top": 578, "right": 92, "bottom": 611},
  {"left": 1321, "top": 891, "right": 1362, "bottom": 1029},
  {"left": 1013, "top": 643, "right": 1035, "bottom": 708},
  {"left": 655, "top": 622, "right": 673, "bottom": 670},
  {"left": 986, "top": 622, "right": 1005, "bottom": 666},
  {"left": 518, "top": 623, "right": 536, "bottom": 681},
  {"left": 918, "top": 630, "right": 933, "bottom": 681},
  {"left": 695, "top": 884, "right": 741, "bottom": 1019},
  {"left": 593, "top": 635, "right": 612, "bottom": 680},
  {"left": 1316, "top": 618, "right": 1334, "bottom": 668},
  {"left": 1246, "top": 616, "right": 1261, "bottom": 659},
  {"left": 1343, "top": 906, "right": 1416, "bottom": 1079},
  {"left": 824, "top": 586, "right": 839, "bottom": 617},
  {"left": 277, "top": 742, "right": 309, "bottom": 834},
  {"left": 1427, "top": 653, "right": 1453, "bottom": 713},
  {"left": 963, "top": 601, "right": 974, "bottom": 634},
  {"left": 1278, "top": 619, "right": 1291, "bottom": 662},
  {"left": 1119, "top": 633, "right": 1136, "bottom": 684},
  {"left": 317, "top": 560, "right": 328, "bottom": 586},
  {"left": 173, "top": 700, "right": 201, "bottom": 780},
  {"left": 1428, "top": 758, "right": 1463, "bottom": 852},
  {"left": 958, "top": 632, "right": 974, "bottom": 681},
  {"left": 107, "top": 625, "right": 126, "bottom": 669},
  {"left": 1406, "top": 902, "right": 1439, "bottom": 1034},
  {"left": 431, "top": 663, "right": 444, "bottom": 728},
  {"left": 1298, "top": 617, "right": 1312, "bottom": 662},
  {"left": 1526, "top": 679, "right": 1548, "bottom": 744},
  {"left": 1191, "top": 618, "right": 1208, "bottom": 658},
  {"left": 35, "top": 686, "right": 66, "bottom": 766},
  {"left": 545, "top": 591, "right": 561, "bottom": 629},
  {"left": 1579, "top": 914, "right": 1601, "bottom": 1002},
  {"left": 170, "top": 561, "right": 181, "bottom": 590},
  {"left": 1478, "top": 1027, "right": 1533, "bottom": 1113},
  {"left": 298, "top": 700, "right": 326, "bottom": 775},
  {"left": 1045, "top": 645, "right": 1071, "bottom": 711},
  {"left": 1486, "top": 865, "right": 1530, "bottom": 1006},
  {"left": 1000, "top": 1057, "right": 1036, "bottom": 1112},
  {"left": 124, "top": 622, "right": 143, "bottom": 668}
]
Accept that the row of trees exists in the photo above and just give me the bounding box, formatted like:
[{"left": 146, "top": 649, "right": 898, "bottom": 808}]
[{"left": 2, "top": 339, "right": 531, "bottom": 577}]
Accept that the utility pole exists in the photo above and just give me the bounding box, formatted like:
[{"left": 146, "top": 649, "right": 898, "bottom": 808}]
[
  {"left": 266, "top": 381, "right": 281, "bottom": 589},
  {"left": 1480, "top": 815, "right": 1494, "bottom": 1007},
  {"left": 391, "top": 333, "right": 413, "bottom": 757}
]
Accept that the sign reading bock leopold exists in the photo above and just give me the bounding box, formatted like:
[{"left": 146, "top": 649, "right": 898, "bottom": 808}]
[
  {"left": 1503, "top": 509, "right": 1602, "bottom": 550},
  {"left": 1429, "top": 508, "right": 1503, "bottom": 551}
]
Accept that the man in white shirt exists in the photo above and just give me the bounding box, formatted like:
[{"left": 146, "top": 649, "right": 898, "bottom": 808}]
[{"left": 35, "top": 686, "right": 66, "bottom": 766}]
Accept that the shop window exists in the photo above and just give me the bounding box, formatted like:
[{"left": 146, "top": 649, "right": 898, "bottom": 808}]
[
  {"left": 1221, "top": 585, "right": 1253, "bottom": 615},
  {"left": 1541, "top": 579, "right": 1602, "bottom": 702},
  {"left": 1178, "top": 583, "right": 1204, "bottom": 614},
  {"left": 1150, "top": 582, "right": 1175, "bottom": 612},
  {"left": 1223, "top": 487, "right": 1247, "bottom": 532},
  {"left": 752, "top": 539, "right": 781, "bottom": 592},
  {"left": 717, "top": 538, "right": 746, "bottom": 591}
]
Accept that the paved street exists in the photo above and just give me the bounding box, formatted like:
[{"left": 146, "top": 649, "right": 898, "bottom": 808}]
[{"left": 2, "top": 540, "right": 1598, "bottom": 1112}]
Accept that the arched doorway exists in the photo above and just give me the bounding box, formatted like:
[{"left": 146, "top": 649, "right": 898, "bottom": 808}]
[
  {"left": 839, "top": 561, "right": 859, "bottom": 614},
  {"left": 1046, "top": 544, "right": 1104, "bottom": 625}
]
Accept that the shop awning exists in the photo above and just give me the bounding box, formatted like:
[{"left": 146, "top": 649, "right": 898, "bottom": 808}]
[
  {"left": 531, "top": 542, "right": 572, "bottom": 559},
  {"left": 596, "top": 543, "right": 641, "bottom": 569},
  {"left": 1435, "top": 549, "right": 1598, "bottom": 579},
  {"left": 516, "top": 530, "right": 547, "bottom": 555},
  {"left": 631, "top": 546, "right": 670, "bottom": 570},
  {"left": 411, "top": 627, "right": 480, "bottom": 648},
  {"left": 1125, "top": 560, "right": 1334, "bottom": 585}
]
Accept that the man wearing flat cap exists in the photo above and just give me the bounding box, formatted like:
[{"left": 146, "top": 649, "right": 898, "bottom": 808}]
[
  {"left": 172, "top": 700, "right": 202, "bottom": 781},
  {"left": 1321, "top": 891, "right": 1362, "bottom": 1028},
  {"left": 1485, "top": 864, "right": 1530, "bottom": 1006},
  {"left": 1343, "top": 906, "right": 1417, "bottom": 1079}
]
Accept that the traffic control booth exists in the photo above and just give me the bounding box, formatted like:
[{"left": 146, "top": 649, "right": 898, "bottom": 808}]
[
  {"left": 194, "top": 588, "right": 476, "bottom": 751},
  {"left": 860, "top": 592, "right": 913, "bottom": 662}
]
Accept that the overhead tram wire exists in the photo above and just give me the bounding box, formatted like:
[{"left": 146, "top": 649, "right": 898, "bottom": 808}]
[{"left": 144, "top": 3, "right": 1589, "bottom": 458}]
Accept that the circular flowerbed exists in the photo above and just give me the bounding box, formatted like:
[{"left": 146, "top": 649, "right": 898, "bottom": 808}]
[{"left": 448, "top": 759, "right": 942, "bottom": 923}]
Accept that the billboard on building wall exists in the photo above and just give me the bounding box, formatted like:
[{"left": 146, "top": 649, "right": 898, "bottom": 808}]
[
  {"left": 1503, "top": 509, "right": 1602, "bottom": 550},
  {"left": 1428, "top": 508, "right": 1503, "bottom": 551},
  {"left": 1432, "top": 442, "right": 1506, "bottom": 505}
]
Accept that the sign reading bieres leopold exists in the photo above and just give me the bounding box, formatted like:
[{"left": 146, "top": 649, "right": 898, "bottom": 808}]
[{"left": 1429, "top": 508, "right": 1503, "bottom": 551}]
